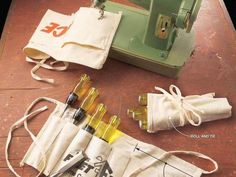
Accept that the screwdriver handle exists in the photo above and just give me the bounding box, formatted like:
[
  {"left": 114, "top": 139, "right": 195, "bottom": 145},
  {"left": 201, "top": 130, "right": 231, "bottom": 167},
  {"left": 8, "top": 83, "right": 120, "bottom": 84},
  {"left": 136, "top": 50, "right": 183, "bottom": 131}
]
[
  {"left": 65, "top": 92, "right": 78, "bottom": 106},
  {"left": 73, "top": 74, "right": 90, "bottom": 96},
  {"left": 101, "top": 115, "right": 120, "bottom": 143},
  {"left": 83, "top": 103, "right": 107, "bottom": 134},
  {"left": 73, "top": 108, "right": 86, "bottom": 125}
]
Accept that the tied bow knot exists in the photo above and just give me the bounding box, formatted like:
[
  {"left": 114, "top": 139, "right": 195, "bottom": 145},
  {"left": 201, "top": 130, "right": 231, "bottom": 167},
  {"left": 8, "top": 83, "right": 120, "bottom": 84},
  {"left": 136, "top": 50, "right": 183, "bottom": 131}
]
[{"left": 155, "top": 85, "right": 204, "bottom": 127}]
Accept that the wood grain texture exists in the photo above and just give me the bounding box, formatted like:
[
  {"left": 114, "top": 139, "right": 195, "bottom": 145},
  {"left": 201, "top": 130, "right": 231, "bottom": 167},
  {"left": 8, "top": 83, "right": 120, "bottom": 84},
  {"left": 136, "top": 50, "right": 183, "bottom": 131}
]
[{"left": 0, "top": 0, "right": 235, "bottom": 176}]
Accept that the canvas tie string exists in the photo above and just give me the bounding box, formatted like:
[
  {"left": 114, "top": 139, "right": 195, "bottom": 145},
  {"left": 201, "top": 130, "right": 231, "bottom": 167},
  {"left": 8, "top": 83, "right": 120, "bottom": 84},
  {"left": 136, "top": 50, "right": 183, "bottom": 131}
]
[
  {"left": 5, "top": 97, "right": 59, "bottom": 177},
  {"left": 128, "top": 150, "right": 218, "bottom": 176},
  {"left": 154, "top": 85, "right": 204, "bottom": 127},
  {"left": 26, "top": 57, "right": 69, "bottom": 84},
  {"left": 5, "top": 106, "right": 48, "bottom": 177}
]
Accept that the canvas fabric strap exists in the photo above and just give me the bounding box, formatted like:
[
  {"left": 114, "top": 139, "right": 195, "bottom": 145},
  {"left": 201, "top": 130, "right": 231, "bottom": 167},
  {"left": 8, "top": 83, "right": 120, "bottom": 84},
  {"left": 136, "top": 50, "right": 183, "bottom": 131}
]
[
  {"left": 128, "top": 150, "right": 218, "bottom": 176},
  {"left": 26, "top": 57, "right": 69, "bottom": 84},
  {"left": 5, "top": 97, "right": 60, "bottom": 177}
]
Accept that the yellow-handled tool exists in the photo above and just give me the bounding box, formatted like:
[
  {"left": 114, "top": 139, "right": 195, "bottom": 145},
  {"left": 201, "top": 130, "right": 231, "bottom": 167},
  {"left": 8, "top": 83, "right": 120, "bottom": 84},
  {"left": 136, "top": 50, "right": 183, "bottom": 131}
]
[
  {"left": 72, "top": 87, "right": 99, "bottom": 125},
  {"left": 61, "top": 74, "right": 90, "bottom": 116},
  {"left": 100, "top": 115, "right": 121, "bottom": 143}
]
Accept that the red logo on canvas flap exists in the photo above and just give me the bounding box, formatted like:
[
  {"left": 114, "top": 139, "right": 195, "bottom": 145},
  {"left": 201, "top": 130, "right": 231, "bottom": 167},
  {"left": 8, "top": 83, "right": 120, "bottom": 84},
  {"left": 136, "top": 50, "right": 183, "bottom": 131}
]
[{"left": 41, "top": 22, "right": 70, "bottom": 37}]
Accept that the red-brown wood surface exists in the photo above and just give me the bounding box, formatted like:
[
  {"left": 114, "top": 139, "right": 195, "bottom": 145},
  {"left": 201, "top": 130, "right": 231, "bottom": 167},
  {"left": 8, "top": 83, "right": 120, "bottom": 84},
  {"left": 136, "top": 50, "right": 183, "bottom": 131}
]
[{"left": 0, "top": 0, "right": 235, "bottom": 177}]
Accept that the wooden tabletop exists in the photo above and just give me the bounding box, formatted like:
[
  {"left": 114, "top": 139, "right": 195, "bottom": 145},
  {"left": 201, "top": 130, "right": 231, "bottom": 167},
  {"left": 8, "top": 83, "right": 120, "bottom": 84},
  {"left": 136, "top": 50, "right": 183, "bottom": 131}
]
[{"left": 0, "top": 0, "right": 235, "bottom": 176}]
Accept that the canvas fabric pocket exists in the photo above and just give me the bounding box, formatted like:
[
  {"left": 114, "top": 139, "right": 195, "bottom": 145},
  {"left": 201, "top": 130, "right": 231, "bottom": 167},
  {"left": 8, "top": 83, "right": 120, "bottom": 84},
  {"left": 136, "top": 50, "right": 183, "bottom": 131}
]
[
  {"left": 23, "top": 8, "right": 122, "bottom": 84},
  {"left": 106, "top": 147, "right": 131, "bottom": 177},
  {"left": 51, "top": 129, "right": 93, "bottom": 175},
  {"left": 42, "top": 122, "right": 80, "bottom": 175},
  {"left": 20, "top": 98, "right": 82, "bottom": 176},
  {"left": 21, "top": 115, "right": 67, "bottom": 173},
  {"left": 63, "top": 136, "right": 112, "bottom": 177},
  {"left": 5, "top": 97, "right": 83, "bottom": 177}
]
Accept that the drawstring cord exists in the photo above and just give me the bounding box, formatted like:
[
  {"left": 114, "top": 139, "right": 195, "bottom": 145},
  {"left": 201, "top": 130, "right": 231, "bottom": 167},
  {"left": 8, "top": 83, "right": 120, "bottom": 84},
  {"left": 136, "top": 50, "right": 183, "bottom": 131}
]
[
  {"left": 154, "top": 85, "right": 204, "bottom": 127},
  {"left": 26, "top": 57, "right": 69, "bottom": 84},
  {"left": 167, "top": 151, "right": 218, "bottom": 174},
  {"left": 128, "top": 150, "right": 218, "bottom": 176},
  {"left": 5, "top": 97, "right": 59, "bottom": 177},
  {"left": 5, "top": 106, "right": 48, "bottom": 177}
]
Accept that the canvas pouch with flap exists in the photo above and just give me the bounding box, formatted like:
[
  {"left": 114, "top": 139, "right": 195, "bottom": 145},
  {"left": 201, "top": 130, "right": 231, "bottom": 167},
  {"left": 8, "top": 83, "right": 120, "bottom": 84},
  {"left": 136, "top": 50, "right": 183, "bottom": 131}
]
[
  {"left": 6, "top": 97, "right": 218, "bottom": 177},
  {"left": 24, "top": 8, "right": 122, "bottom": 84}
]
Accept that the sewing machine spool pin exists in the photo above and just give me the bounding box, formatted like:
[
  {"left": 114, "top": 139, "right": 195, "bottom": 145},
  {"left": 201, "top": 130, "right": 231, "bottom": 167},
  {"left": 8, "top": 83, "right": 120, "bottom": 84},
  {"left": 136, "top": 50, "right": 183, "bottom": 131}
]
[
  {"left": 91, "top": 0, "right": 106, "bottom": 20},
  {"left": 98, "top": 5, "right": 105, "bottom": 20}
]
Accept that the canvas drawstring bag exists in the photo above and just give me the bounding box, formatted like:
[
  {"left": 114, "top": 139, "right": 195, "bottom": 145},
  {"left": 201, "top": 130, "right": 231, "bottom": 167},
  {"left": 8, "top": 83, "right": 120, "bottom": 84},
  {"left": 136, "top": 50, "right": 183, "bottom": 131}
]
[{"left": 24, "top": 8, "right": 122, "bottom": 84}]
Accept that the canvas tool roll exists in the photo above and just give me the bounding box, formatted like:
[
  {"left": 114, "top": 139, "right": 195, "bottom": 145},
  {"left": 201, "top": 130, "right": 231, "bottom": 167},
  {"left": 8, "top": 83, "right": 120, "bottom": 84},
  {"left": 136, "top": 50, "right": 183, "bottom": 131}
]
[
  {"left": 147, "top": 85, "right": 232, "bottom": 133},
  {"left": 6, "top": 97, "right": 218, "bottom": 177},
  {"left": 24, "top": 8, "right": 122, "bottom": 84}
]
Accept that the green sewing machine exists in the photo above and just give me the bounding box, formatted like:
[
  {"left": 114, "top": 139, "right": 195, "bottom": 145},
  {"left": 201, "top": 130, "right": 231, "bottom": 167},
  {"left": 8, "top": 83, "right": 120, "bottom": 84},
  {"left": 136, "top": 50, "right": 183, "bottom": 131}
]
[{"left": 93, "top": 0, "right": 202, "bottom": 77}]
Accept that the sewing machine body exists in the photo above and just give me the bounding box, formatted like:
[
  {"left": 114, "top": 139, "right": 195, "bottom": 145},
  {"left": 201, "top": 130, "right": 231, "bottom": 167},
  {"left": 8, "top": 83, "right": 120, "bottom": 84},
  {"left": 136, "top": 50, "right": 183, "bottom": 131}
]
[{"left": 105, "top": 0, "right": 202, "bottom": 77}]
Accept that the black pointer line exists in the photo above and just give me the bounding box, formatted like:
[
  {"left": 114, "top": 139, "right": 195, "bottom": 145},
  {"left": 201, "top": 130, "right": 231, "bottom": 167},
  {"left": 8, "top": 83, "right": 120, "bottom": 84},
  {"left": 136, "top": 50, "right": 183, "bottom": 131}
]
[
  {"left": 163, "top": 163, "right": 167, "bottom": 177},
  {"left": 169, "top": 118, "right": 191, "bottom": 138},
  {"left": 134, "top": 144, "right": 193, "bottom": 177}
]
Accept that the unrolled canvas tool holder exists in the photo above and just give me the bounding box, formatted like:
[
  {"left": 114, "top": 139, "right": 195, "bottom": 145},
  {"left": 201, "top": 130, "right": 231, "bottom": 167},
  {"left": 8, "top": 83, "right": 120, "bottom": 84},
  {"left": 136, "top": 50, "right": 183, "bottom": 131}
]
[{"left": 6, "top": 97, "right": 218, "bottom": 177}]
